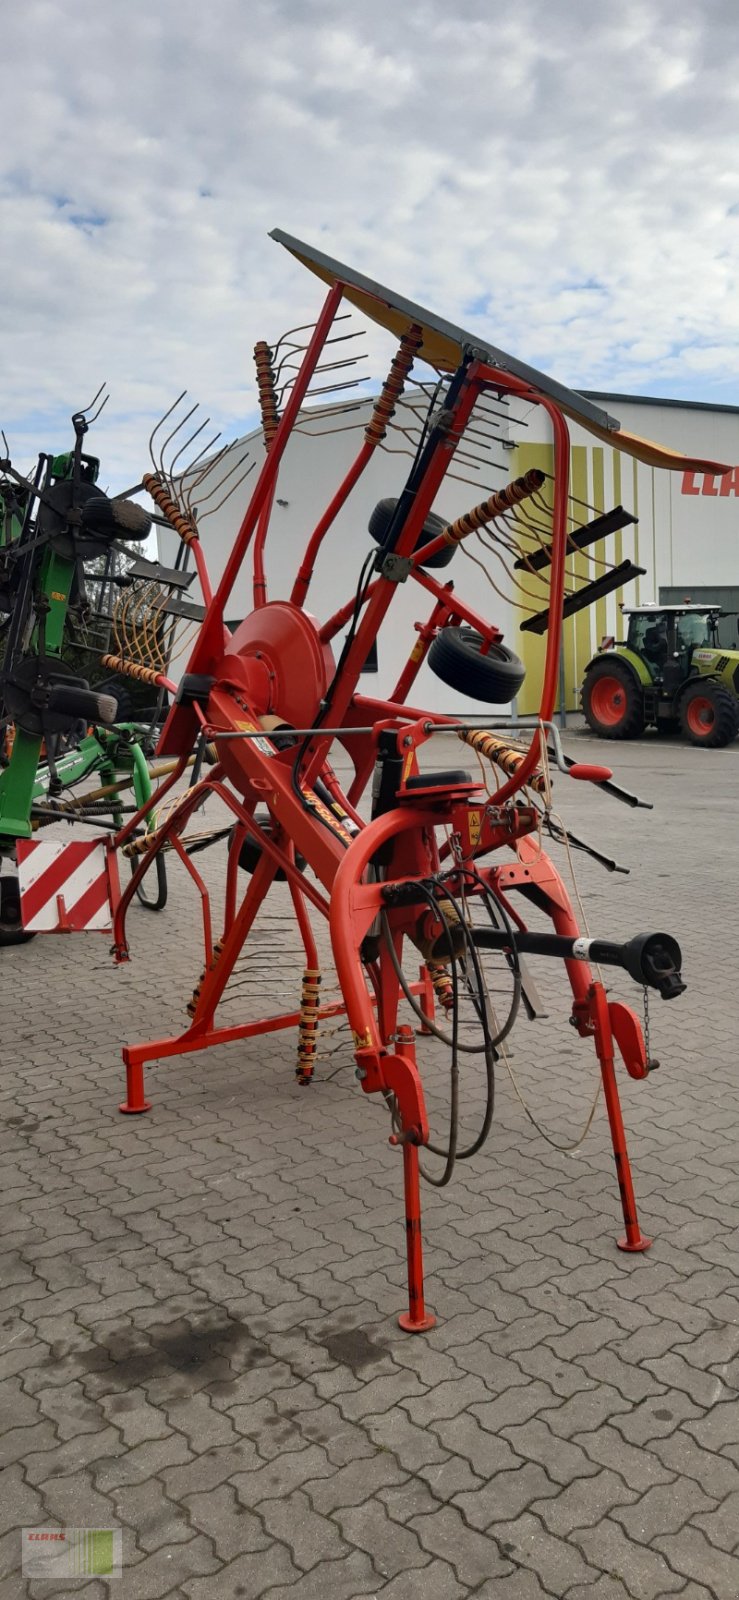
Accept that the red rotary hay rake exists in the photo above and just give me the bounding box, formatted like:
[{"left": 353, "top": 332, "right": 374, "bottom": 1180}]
[{"left": 109, "top": 233, "right": 729, "bottom": 1330}]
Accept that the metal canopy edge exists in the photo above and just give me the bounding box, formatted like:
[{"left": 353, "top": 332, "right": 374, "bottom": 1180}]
[
  {"left": 270, "top": 229, "right": 732, "bottom": 477},
  {"left": 270, "top": 228, "right": 618, "bottom": 433}
]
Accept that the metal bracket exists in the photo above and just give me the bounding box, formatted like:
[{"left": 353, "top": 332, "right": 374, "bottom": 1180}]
[{"left": 381, "top": 553, "right": 413, "bottom": 583}]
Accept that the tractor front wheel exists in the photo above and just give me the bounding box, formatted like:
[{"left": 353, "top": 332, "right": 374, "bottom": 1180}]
[
  {"left": 679, "top": 681, "right": 739, "bottom": 748},
  {"left": 582, "top": 661, "right": 645, "bottom": 739}
]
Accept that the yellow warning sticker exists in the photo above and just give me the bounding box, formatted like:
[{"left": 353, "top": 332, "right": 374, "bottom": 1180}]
[{"left": 468, "top": 809, "right": 482, "bottom": 848}]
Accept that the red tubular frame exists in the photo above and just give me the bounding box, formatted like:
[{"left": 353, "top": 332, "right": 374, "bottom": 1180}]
[{"left": 113, "top": 281, "right": 662, "bottom": 1329}]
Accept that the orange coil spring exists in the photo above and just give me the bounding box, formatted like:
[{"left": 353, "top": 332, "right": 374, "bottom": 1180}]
[
  {"left": 142, "top": 473, "right": 198, "bottom": 545},
  {"left": 443, "top": 468, "right": 546, "bottom": 546},
  {"left": 460, "top": 728, "right": 546, "bottom": 795},
  {"left": 365, "top": 323, "right": 423, "bottom": 445},
  {"left": 101, "top": 653, "right": 161, "bottom": 685},
  {"left": 253, "top": 341, "right": 281, "bottom": 448},
  {"left": 186, "top": 939, "right": 224, "bottom": 1018},
  {"left": 427, "top": 960, "right": 454, "bottom": 1013},
  {"left": 297, "top": 967, "right": 321, "bottom": 1085}
]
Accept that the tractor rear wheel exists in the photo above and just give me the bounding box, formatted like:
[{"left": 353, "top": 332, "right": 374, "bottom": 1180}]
[
  {"left": 582, "top": 660, "right": 645, "bottom": 739},
  {"left": 678, "top": 681, "right": 739, "bottom": 748}
]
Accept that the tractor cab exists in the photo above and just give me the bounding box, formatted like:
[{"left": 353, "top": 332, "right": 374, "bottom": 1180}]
[{"left": 624, "top": 605, "right": 720, "bottom": 694}]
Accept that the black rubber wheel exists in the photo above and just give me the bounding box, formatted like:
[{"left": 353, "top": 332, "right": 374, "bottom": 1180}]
[
  {"left": 133, "top": 851, "right": 168, "bottom": 911},
  {"left": 678, "top": 680, "right": 739, "bottom": 748},
  {"left": 427, "top": 626, "right": 526, "bottom": 703},
  {"left": 368, "top": 498, "right": 456, "bottom": 570},
  {"left": 0, "top": 876, "right": 35, "bottom": 946},
  {"left": 93, "top": 678, "right": 135, "bottom": 723},
  {"left": 581, "top": 659, "right": 645, "bottom": 739}
]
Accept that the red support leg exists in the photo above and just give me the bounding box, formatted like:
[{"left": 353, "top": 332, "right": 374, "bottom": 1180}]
[
  {"left": 590, "top": 982, "right": 651, "bottom": 1253},
  {"left": 397, "top": 1139, "right": 436, "bottom": 1333},
  {"left": 119, "top": 1053, "right": 152, "bottom": 1115}
]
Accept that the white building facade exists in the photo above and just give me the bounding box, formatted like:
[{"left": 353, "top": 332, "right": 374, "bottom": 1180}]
[{"left": 159, "top": 389, "right": 739, "bottom": 718}]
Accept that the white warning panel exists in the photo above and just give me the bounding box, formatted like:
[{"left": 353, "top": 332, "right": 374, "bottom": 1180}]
[{"left": 16, "top": 839, "right": 119, "bottom": 933}]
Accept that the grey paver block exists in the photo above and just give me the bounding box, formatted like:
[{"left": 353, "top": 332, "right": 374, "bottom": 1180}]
[
  {"left": 692, "top": 1487, "right": 739, "bottom": 1553},
  {"left": 256, "top": 1487, "right": 351, "bottom": 1570},
  {"left": 361, "top": 1407, "right": 450, "bottom": 1471},
  {"left": 403, "top": 1374, "right": 489, "bottom": 1427},
  {"left": 259, "top": 1548, "right": 380, "bottom": 1600},
  {"left": 455, "top": 1461, "right": 558, "bottom": 1531},
  {"left": 473, "top": 1569, "right": 555, "bottom": 1599},
  {"left": 122, "top": 1532, "right": 221, "bottom": 1596},
  {"left": 574, "top": 1424, "right": 676, "bottom": 1492},
  {"left": 575, "top": 1516, "right": 685, "bottom": 1598},
  {"left": 182, "top": 1539, "right": 299, "bottom": 1599},
  {"left": 649, "top": 1428, "right": 739, "bottom": 1500},
  {"left": 684, "top": 1398, "right": 739, "bottom": 1452},
  {"left": 184, "top": 1481, "right": 269, "bottom": 1563},
  {"left": 480, "top": 1509, "right": 601, "bottom": 1591},
  {"left": 0, "top": 1463, "right": 46, "bottom": 1536},
  {"left": 335, "top": 1496, "right": 430, "bottom": 1579},
  {"left": 613, "top": 1476, "right": 718, "bottom": 1541},
  {"left": 471, "top": 1379, "right": 562, "bottom": 1436},
  {"left": 502, "top": 1420, "right": 600, "bottom": 1487},
  {"left": 114, "top": 1479, "right": 196, "bottom": 1554},
  {"left": 163, "top": 1442, "right": 260, "bottom": 1500},
  {"left": 96, "top": 1385, "right": 175, "bottom": 1446},
  {"left": 304, "top": 1451, "right": 407, "bottom": 1513},
  {"left": 375, "top": 1558, "right": 465, "bottom": 1600},
  {"left": 432, "top": 1412, "right": 524, "bottom": 1480},
  {"left": 409, "top": 1503, "right": 512, "bottom": 1586},
  {"left": 652, "top": 1524, "right": 739, "bottom": 1594},
  {"left": 575, "top": 1344, "right": 669, "bottom": 1403},
  {"left": 532, "top": 1467, "right": 637, "bottom": 1537}
]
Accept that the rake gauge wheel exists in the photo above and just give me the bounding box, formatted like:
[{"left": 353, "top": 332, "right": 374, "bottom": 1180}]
[
  {"left": 428, "top": 626, "right": 526, "bottom": 703},
  {"left": 368, "top": 498, "right": 456, "bottom": 570}
]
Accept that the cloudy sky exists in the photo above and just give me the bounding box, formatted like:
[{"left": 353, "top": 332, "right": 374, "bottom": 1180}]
[{"left": 3, "top": 0, "right": 739, "bottom": 488}]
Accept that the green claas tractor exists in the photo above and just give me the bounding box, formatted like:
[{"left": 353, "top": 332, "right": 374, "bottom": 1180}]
[{"left": 581, "top": 604, "right": 739, "bottom": 748}]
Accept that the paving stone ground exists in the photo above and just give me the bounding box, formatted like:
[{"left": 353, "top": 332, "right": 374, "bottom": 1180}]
[{"left": 2, "top": 725, "right": 739, "bottom": 1599}]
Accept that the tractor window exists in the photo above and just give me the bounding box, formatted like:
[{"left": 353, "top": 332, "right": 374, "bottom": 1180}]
[
  {"left": 676, "top": 613, "right": 710, "bottom": 651},
  {"left": 628, "top": 612, "right": 670, "bottom": 661}
]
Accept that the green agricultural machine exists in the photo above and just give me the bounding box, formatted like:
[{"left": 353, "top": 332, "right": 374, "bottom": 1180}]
[
  {"left": 0, "top": 399, "right": 165, "bottom": 941},
  {"left": 582, "top": 604, "right": 739, "bottom": 747}
]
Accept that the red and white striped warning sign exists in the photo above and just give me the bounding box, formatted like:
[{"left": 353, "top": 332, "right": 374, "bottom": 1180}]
[{"left": 16, "top": 839, "right": 118, "bottom": 932}]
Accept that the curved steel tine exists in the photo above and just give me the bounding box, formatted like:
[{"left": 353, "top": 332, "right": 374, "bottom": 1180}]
[
  {"left": 87, "top": 389, "right": 109, "bottom": 426},
  {"left": 182, "top": 436, "right": 227, "bottom": 512},
  {"left": 182, "top": 437, "right": 228, "bottom": 515},
  {"left": 169, "top": 415, "right": 212, "bottom": 483},
  {"left": 272, "top": 347, "right": 308, "bottom": 385},
  {"left": 74, "top": 380, "right": 107, "bottom": 419},
  {"left": 187, "top": 431, "right": 225, "bottom": 477},
  {"left": 272, "top": 312, "right": 350, "bottom": 357},
  {"left": 196, "top": 459, "right": 256, "bottom": 521},
  {"left": 159, "top": 402, "right": 199, "bottom": 486},
  {"left": 191, "top": 447, "right": 251, "bottom": 509},
  {"left": 149, "top": 392, "right": 187, "bottom": 475},
  {"left": 1, "top": 430, "right": 9, "bottom": 459}
]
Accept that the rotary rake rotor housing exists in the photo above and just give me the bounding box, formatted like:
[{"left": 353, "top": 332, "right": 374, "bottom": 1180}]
[{"left": 106, "top": 234, "right": 726, "bottom": 1331}]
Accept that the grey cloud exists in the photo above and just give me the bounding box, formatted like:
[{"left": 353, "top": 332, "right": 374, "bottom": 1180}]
[{"left": 2, "top": 0, "right": 738, "bottom": 485}]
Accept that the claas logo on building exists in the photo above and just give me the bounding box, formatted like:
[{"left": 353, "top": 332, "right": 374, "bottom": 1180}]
[{"left": 682, "top": 468, "right": 739, "bottom": 496}]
